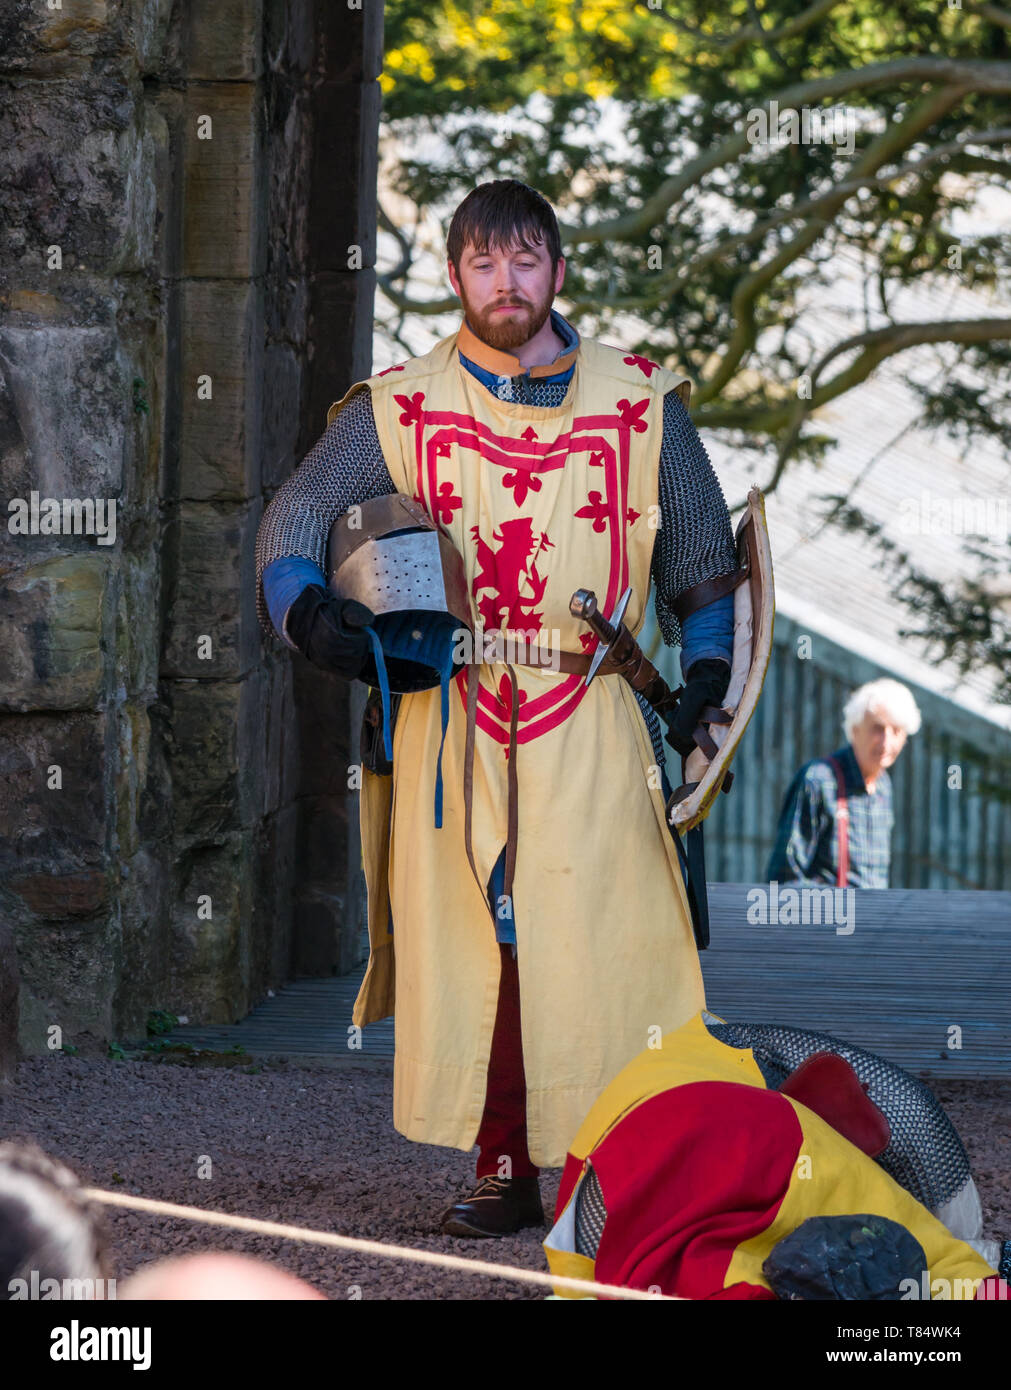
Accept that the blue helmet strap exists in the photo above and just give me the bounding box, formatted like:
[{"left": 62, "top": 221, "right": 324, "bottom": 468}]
[
  {"left": 367, "top": 613, "right": 461, "bottom": 828},
  {"left": 433, "top": 674, "right": 451, "bottom": 829},
  {"left": 364, "top": 626, "right": 394, "bottom": 763}
]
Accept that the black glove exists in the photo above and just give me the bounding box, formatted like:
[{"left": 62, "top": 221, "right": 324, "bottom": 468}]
[
  {"left": 285, "top": 584, "right": 375, "bottom": 679},
  {"left": 663, "top": 658, "right": 731, "bottom": 759}
]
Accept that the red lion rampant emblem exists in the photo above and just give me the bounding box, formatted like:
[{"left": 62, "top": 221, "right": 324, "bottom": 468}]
[{"left": 470, "top": 517, "right": 554, "bottom": 635}]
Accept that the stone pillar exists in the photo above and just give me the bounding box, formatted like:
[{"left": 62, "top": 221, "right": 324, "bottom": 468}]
[
  {"left": 0, "top": 0, "right": 176, "bottom": 1051},
  {"left": 0, "top": 0, "right": 382, "bottom": 1047},
  {"left": 285, "top": 0, "right": 383, "bottom": 977},
  {"left": 0, "top": 920, "right": 18, "bottom": 1088}
]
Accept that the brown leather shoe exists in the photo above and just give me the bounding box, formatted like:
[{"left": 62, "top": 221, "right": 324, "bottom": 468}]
[{"left": 440, "top": 1175, "right": 544, "bottom": 1238}]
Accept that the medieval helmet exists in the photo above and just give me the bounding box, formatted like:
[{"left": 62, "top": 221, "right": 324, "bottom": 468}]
[
  {"left": 326, "top": 493, "right": 474, "bottom": 824},
  {"left": 327, "top": 491, "right": 473, "bottom": 688}
]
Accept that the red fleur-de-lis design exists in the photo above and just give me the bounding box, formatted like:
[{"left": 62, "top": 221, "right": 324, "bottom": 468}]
[
  {"left": 575, "top": 491, "right": 611, "bottom": 534},
  {"left": 434, "top": 480, "right": 462, "bottom": 523},
  {"left": 520, "top": 426, "right": 538, "bottom": 441},
  {"left": 395, "top": 391, "right": 426, "bottom": 425},
  {"left": 436, "top": 441, "right": 452, "bottom": 457},
  {"left": 588, "top": 451, "right": 606, "bottom": 468},
  {"left": 626, "top": 507, "right": 641, "bottom": 526},
  {"left": 502, "top": 469, "right": 542, "bottom": 507},
  {"left": 624, "top": 354, "right": 660, "bottom": 379},
  {"left": 616, "top": 398, "right": 650, "bottom": 432},
  {"left": 578, "top": 631, "right": 597, "bottom": 653},
  {"left": 377, "top": 363, "right": 406, "bottom": 377}
]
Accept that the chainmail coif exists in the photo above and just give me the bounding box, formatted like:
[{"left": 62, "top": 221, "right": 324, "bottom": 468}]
[{"left": 254, "top": 377, "right": 739, "bottom": 648}]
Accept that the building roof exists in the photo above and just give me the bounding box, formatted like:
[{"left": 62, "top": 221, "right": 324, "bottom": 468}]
[{"left": 696, "top": 243, "right": 1011, "bottom": 731}]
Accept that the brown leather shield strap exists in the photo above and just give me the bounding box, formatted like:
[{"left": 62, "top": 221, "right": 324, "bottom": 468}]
[
  {"left": 666, "top": 709, "right": 736, "bottom": 810},
  {"left": 672, "top": 563, "right": 750, "bottom": 621}
]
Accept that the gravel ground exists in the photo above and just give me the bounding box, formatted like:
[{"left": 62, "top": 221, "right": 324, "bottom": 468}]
[{"left": 1, "top": 1054, "right": 1007, "bottom": 1300}]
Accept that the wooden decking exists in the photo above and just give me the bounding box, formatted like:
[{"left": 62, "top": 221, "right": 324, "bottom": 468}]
[
  {"left": 166, "top": 886, "right": 1010, "bottom": 1079},
  {"left": 700, "top": 884, "right": 1009, "bottom": 1077}
]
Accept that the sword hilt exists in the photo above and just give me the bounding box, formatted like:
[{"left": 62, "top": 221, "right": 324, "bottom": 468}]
[
  {"left": 571, "top": 586, "right": 680, "bottom": 714},
  {"left": 570, "top": 589, "right": 619, "bottom": 646}
]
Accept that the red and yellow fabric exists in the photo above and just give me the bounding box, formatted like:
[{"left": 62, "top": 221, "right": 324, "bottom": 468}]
[
  {"left": 545, "top": 1012, "right": 1002, "bottom": 1299},
  {"left": 327, "top": 322, "right": 704, "bottom": 1167}
]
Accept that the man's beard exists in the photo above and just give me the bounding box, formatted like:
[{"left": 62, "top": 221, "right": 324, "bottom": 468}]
[{"left": 460, "top": 283, "right": 554, "bottom": 352}]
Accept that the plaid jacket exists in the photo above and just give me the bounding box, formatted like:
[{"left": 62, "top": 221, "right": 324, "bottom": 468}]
[{"left": 766, "top": 743, "right": 893, "bottom": 889}]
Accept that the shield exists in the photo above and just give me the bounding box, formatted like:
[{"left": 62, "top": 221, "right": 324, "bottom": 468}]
[{"left": 668, "top": 486, "right": 775, "bottom": 833}]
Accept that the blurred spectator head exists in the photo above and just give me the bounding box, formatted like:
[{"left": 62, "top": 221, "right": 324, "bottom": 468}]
[
  {"left": 120, "top": 1251, "right": 326, "bottom": 1300},
  {"left": 843, "top": 678, "right": 922, "bottom": 779},
  {"left": 0, "top": 1142, "right": 111, "bottom": 1298}
]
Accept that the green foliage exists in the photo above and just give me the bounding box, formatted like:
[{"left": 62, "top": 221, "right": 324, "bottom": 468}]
[
  {"left": 382, "top": 1, "right": 1010, "bottom": 422},
  {"left": 379, "top": 0, "right": 1011, "bottom": 698},
  {"left": 146, "top": 1009, "right": 179, "bottom": 1037}
]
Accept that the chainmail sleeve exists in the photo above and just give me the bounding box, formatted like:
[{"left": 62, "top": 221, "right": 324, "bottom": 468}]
[
  {"left": 704, "top": 1019, "right": 974, "bottom": 1216},
  {"left": 254, "top": 388, "right": 397, "bottom": 641},
  {"left": 651, "top": 390, "right": 739, "bottom": 649}
]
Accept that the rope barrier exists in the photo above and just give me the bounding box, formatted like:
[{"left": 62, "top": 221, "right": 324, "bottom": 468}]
[{"left": 85, "top": 1187, "right": 681, "bottom": 1300}]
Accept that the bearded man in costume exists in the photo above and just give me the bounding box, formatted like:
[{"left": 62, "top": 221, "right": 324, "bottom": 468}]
[{"left": 255, "top": 180, "right": 742, "bottom": 1237}]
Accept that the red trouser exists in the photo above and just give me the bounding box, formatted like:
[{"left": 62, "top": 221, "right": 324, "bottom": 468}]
[{"left": 474, "top": 944, "right": 539, "bottom": 1179}]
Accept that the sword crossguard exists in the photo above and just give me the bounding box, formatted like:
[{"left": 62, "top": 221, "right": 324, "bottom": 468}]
[{"left": 570, "top": 584, "right": 681, "bottom": 716}]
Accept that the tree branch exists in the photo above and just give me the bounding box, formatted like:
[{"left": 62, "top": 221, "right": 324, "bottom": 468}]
[
  {"left": 634, "top": 0, "right": 844, "bottom": 55},
  {"left": 556, "top": 59, "right": 1011, "bottom": 246},
  {"left": 698, "top": 85, "right": 971, "bottom": 401},
  {"left": 562, "top": 127, "right": 1011, "bottom": 321},
  {"left": 377, "top": 201, "right": 414, "bottom": 283},
  {"left": 964, "top": 2, "right": 1011, "bottom": 27},
  {"left": 377, "top": 281, "right": 458, "bottom": 315},
  {"left": 696, "top": 318, "right": 1011, "bottom": 458}
]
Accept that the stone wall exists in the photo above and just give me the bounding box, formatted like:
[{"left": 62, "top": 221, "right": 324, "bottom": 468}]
[{"left": 0, "top": 0, "right": 382, "bottom": 1053}]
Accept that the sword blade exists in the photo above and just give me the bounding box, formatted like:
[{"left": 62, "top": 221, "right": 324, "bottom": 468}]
[{"left": 577, "top": 586, "right": 632, "bottom": 686}]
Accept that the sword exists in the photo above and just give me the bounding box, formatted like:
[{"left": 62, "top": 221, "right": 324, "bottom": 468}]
[
  {"left": 568, "top": 585, "right": 682, "bottom": 716},
  {"left": 570, "top": 584, "right": 713, "bottom": 945}
]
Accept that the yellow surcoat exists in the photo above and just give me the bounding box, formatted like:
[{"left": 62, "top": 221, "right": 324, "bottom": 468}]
[{"left": 329, "top": 325, "right": 705, "bottom": 1167}]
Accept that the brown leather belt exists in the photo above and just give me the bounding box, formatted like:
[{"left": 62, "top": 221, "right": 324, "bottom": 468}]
[{"left": 461, "top": 642, "right": 631, "bottom": 929}]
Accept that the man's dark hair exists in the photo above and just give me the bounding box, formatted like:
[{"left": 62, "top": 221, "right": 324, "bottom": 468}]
[{"left": 447, "top": 180, "right": 562, "bottom": 275}]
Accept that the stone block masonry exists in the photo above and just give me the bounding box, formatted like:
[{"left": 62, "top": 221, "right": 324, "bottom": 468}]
[{"left": 0, "top": 0, "right": 383, "bottom": 1053}]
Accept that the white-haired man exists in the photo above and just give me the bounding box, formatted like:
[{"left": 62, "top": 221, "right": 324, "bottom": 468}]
[{"left": 766, "top": 679, "right": 922, "bottom": 888}]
